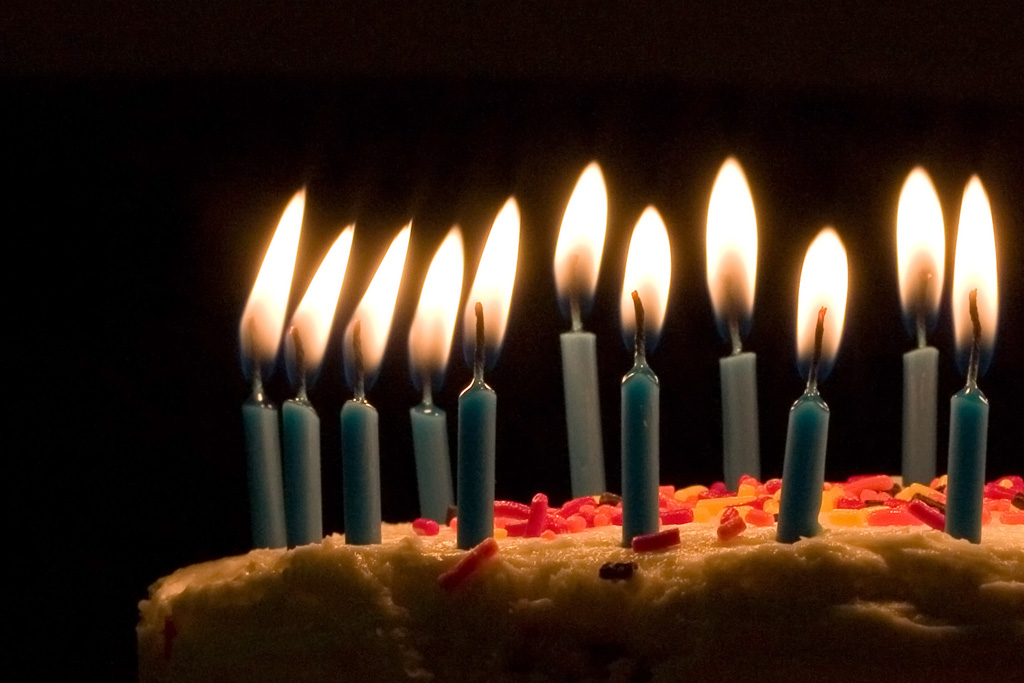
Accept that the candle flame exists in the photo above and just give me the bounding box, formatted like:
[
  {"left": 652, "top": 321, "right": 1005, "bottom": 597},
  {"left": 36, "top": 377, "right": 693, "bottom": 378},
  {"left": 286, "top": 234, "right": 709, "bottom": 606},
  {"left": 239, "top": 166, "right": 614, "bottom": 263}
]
[
  {"left": 463, "top": 198, "right": 520, "bottom": 369},
  {"left": 896, "top": 167, "right": 945, "bottom": 341},
  {"left": 285, "top": 226, "right": 354, "bottom": 388},
  {"left": 620, "top": 207, "right": 671, "bottom": 352},
  {"left": 951, "top": 176, "right": 998, "bottom": 376},
  {"left": 342, "top": 225, "right": 411, "bottom": 392},
  {"left": 706, "top": 158, "right": 758, "bottom": 346},
  {"left": 554, "top": 162, "right": 607, "bottom": 325},
  {"left": 409, "top": 228, "right": 465, "bottom": 391},
  {"left": 796, "top": 228, "right": 848, "bottom": 382},
  {"left": 239, "top": 190, "right": 305, "bottom": 378}
]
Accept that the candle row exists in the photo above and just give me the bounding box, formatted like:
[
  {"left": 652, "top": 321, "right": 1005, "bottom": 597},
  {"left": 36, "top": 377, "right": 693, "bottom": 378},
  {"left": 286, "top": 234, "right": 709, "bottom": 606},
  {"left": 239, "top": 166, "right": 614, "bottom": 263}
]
[{"left": 239, "top": 160, "right": 1000, "bottom": 551}]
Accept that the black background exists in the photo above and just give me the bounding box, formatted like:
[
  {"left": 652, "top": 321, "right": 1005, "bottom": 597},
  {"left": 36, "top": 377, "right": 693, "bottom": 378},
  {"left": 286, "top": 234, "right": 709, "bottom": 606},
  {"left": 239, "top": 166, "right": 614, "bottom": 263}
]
[{"left": 6, "top": 3, "right": 1023, "bottom": 681}]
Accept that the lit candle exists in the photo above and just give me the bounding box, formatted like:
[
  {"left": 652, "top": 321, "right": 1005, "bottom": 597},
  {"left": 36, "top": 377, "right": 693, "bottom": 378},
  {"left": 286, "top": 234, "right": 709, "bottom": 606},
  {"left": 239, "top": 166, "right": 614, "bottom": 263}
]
[
  {"left": 341, "top": 226, "right": 411, "bottom": 545},
  {"left": 408, "top": 228, "right": 464, "bottom": 523},
  {"left": 553, "top": 162, "right": 608, "bottom": 497},
  {"left": 896, "top": 168, "right": 946, "bottom": 486},
  {"left": 706, "top": 158, "right": 761, "bottom": 489},
  {"left": 619, "top": 207, "right": 671, "bottom": 547},
  {"left": 282, "top": 226, "right": 354, "bottom": 546},
  {"left": 947, "top": 177, "right": 998, "bottom": 544},
  {"left": 457, "top": 199, "right": 520, "bottom": 549},
  {"left": 238, "top": 190, "right": 304, "bottom": 549},
  {"left": 777, "top": 228, "right": 848, "bottom": 544}
]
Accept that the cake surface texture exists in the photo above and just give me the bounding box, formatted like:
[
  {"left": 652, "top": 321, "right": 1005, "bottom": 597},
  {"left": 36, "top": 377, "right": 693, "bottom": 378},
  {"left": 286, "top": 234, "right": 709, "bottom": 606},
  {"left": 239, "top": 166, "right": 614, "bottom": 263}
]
[{"left": 139, "top": 490, "right": 1024, "bottom": 683}]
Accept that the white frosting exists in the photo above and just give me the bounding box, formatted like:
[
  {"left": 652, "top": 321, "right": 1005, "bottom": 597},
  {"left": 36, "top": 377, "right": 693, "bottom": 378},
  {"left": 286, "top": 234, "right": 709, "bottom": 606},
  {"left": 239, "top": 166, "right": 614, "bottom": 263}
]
[{"left": 139, "top": 522, "right": 1024, "bottom": 682}]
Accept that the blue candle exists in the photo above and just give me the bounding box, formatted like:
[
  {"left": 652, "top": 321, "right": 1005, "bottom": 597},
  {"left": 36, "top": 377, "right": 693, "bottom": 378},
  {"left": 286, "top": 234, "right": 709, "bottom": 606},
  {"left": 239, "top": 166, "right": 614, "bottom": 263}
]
[
  {"left": 706, "top": 157, "right": 761, "bottom": 490},
  {"left": 340, "top": 226, "right": 411, "bottom": 545},
  {"left": 554, "top": 163, "right": 608, "bottom": 497},
  {"left": 621, "top": 291, "right": 659, "bottom": 546},
  {"left": 946, "top": 178, "right": 999, "bottom": 544},
  {"left": 458, "top": 302, "right": 497, "bottom": 549},
  {"left": 281, "top": 228, "right": 354, "bottom": 546},
  {"left": 896, "top": 168, "right": 945, "bottom": 485},
  {"left": 238, "top": 190, "right": 305, "bottom": 549},
  {"left": 618, "top": 208, "right": 671, "bottom": 548},
  {"left": 282, "top": 393, "right": 322, "bottom": 545},
  {"left": 411, "top": 397, "right": 454, "bottom": 523},
  {"left": 408, "top": 228, "right": 463, "bottom": 522},
  {"left": 242, "top": 381, "right": 287, "bottom": 548},
  {"left": 777, "top": 228, "right": 848, "bottom": 543}
]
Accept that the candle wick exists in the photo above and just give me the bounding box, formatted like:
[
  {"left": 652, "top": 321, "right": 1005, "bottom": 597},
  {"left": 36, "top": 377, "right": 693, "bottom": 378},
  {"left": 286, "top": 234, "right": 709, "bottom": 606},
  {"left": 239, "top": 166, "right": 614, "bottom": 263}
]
[
  {"left": 915, "top": 269, "right": 930, "bottom": 349},
  {"left": 288, "top": 325, "right": 310, "bottom": 400},
  {"left": 353, "top": 319, "right": 366, "bottom": 402},
  {"left": 473, "top": 301, "right": 486, "bottom": 383},
  {"left": 569, "top": 254, "right": 584, "bottom": 332},
  {"left": 246, "top": 315, "right": 267, "bottom": 403},
  {"left": 807, "top": 306, "right": 827, "bottom": 394},
  {"left": 631, "top": 290, "right": 646, "bottom": 360},
  {"left": 728, "top": 316, "right": 743, "bottom": 355},
  {"left": 421, "top": 374, "right": 433, "bottom": 407},
  {"left": 966, "top": 288, "right": 981, "bottom": 388}
]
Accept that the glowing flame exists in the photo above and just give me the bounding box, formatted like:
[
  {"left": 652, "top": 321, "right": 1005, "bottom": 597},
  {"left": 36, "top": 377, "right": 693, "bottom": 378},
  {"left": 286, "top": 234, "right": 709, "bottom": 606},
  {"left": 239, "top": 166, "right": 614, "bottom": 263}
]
[
  {"left": 896, "top": 168, "right": 945, "bottom": 339},
  {"left": 620, "top": 207, "right": 672, "bottom": 351},
  {"left": 796, "top": 228, "right": 848, "bottom": 381},
  {"left": 706, "top": 158, "right": 758, "bottom": 343},
  {"left": 239, "top": 190, "right": 305, "bottom": 376},
  {"left": 463, "top": 198, "right": 520, "bottom": 368},
  {"left": 342, "top": 225, "right": 411, "bottom": 391},
  {"left": 285, "top": 226, "right": 354, "bottom": 387},
  {"left": 409, "top": 228, "right": 465, "bottom": 390},
  {"left": 554, "top": 162, "right": 607, "bottom": 323},
  {"left": 951, "top": 176, "right": 998, "bottom": 373}
]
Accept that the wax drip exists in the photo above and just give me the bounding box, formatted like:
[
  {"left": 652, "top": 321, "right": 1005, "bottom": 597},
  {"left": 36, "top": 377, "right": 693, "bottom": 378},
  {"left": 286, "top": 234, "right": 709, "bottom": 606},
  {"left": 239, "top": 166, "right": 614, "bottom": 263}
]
[
  {"left": 353, "top": 320, "right": 366, "bottom": 402},
  {"left": 806, "top": 306, "right": 827, "bottom": 394},
  {"left": 473, "top": 301, "right": 485, "bottom": 383},
  {"left": 728, "top": 317, "right": 743, "bottom": 355},
  {"left": 569, "top": 254, "right": 583, "bottom": 332},
  {"left": 966, "top": 288, "right": 982, "bottom": 389},
  {"left": 915, "top": 269, "right": 931, "bottom": 348},
  {"left": 247, "top": 316, "right": 266, "bottom": 403},
  {"left": 631, "top": 290, "right": 646, "bottom": 360},
  {"left": 289, "top": 326, "right": 308, "bottom": 401}
]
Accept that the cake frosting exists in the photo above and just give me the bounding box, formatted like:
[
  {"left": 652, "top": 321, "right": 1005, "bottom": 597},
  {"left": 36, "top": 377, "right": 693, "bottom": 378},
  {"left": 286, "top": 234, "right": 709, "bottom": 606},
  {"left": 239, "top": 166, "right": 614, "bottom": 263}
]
[{"left": 139, "top": 477, "right": 1024, "bottom": 683}]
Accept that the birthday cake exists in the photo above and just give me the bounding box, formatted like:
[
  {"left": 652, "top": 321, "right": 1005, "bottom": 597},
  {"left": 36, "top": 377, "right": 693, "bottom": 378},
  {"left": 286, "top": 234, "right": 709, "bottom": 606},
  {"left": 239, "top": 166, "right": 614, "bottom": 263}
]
[{"left": 138, "top": 475, "right": 1024, "bottom": 683}]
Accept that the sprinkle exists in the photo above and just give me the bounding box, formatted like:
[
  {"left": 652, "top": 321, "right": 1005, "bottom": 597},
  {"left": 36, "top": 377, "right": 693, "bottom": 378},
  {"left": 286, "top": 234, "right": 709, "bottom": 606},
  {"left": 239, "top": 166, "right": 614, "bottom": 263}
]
[
  {"left": 446, "top": 505, "right": 458, "bottom": 524},
  {"left": 557, "top": 496, "right": 596, "bottom": 518},
  {"left": 908, "top": 500, "right": 946, "bottom": 531},
  {"left": 764, "top": 478, "right": 783, "bottom": 495},
  {"left": 631, "top": 528, "right": 680, "bottom": 552},
  {"left": 660, "top": 507, "right": 695, "bottom": 525},
  {"left": 1012, "top": 493, "right": 1024, "bottom": 511},
  {"left": 744, "top": 508, "right": 775, "bottom": 527},
  {"left": 912, "top": 492, "right": 946, "bottom": 514},
  {"left": 412, "top": 518, "right": 440, "bottom": 536},
  {"left": 599, "top": 562, "right": 636, "bottom": 581},
  {"left": 525, "top": 493, "right": 549, "bottom": 537},
  {"left": 844, "top": 475, "right": 894, "bottom": 497},
  {"left": 544, "top": 513, "right": 569, "bottom": 534},
  {"left": 598, "top": 492, "right": 622, "bottom": 506},
  {"left": 717, "top": 506, "right": 747, "bottom": 540},
  {"left": 1001, "top": 510, "right": 1024, "bottom": 525},
  {"left": 540, "top": 529, "right": 557, "bottom": 540},
  {"left": 493, "top": 527, "right": 508, "bottom": 539},
  {"left": 658, "top": 485, "right": 676, "bottom": 497},
  {"left": 866, "top": 507, "right": 921, "bottom": 526},
  {"left": 448, "top": 517, "right": 458, "bottom": 532},
  {"left": 494, "top": 500, "right": 532, "bottom": 519},
  {"left": 438, "top": 537, "right": 500, "bottom": 592},
  {"left": 566, "top": 514, "right": 587, "bottom": 533},
  {"left": 593, "top": 512, "right": 612, "bottom": 527}
]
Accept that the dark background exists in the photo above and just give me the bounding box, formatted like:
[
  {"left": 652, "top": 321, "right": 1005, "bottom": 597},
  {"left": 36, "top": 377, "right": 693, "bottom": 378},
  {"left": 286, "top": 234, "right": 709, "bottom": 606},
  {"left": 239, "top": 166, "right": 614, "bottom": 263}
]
[{"left": 6, "top": 3, "right": 1023, "bottom": 681}]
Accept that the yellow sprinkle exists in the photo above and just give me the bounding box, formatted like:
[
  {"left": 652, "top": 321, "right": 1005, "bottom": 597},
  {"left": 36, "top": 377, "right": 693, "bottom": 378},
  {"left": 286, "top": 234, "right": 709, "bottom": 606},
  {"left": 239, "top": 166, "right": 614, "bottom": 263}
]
[
  {"left": 693, "top": 506, "right": 712, "bottom": 523},
  {"left": 675, "top": 485, "right": 708, "bottom": 501},
  {"left": 828, "top": 508, "right": 868, "bottom": 527},
  {"left": 696, "top": 495, "right": 757, "bottom": 515},
  {"left": 737, "top": 483, "right": 758, "bottom": 497},
  {"left": 493, "top": 527, "right": 508, "bottom": 539},
  {"left": 763, "top": 499, "right": 780, "bottom": 515},
  {"left": 999, "top": 478, "right": 1014, "bottom": 489},
  {"left": 896, "top": 483, "right": 941, "bottom": 502}
]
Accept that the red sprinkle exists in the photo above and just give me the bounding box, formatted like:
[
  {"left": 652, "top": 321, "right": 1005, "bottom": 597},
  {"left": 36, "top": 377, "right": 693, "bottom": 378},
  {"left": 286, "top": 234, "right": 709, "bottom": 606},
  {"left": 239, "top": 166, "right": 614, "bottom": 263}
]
[
  {"left": 660, "top": 507, "right": 695, "bottom": 525},
  {"left": 867, "top": 507, "right": 922, "bottom": 526},
  {"left": 631, "top": 528, "right": 681, "bottom": 552},
  {"left": 525, "top": 493, "right": 549, "bottom": 537},
  {"left": 717, "top": 506, "right": 747, "bottom": 540},
  {"left": 412, "top": 518, "right": 440, "bottom": 536},
  {"left": 764, "top": 478, "right": 783, "bottom": 495},
  {"left": 438, "top": 537, "right": 500, "bottom": 592},
  {"left": 907, "top": 500, "right": 945, "bottom": 531},
  {"left": 544, "top": 513, "right": 569, "bottom": 534},
  {"left": 835, "top": 496, "right": 864, "bottom": 509},
  {"left": 494, "top": 500, "right": 531, "bottom": 519},
  {"left": 845, "top": 475, "right": 894, "bottom": 496},
  {"left": 1001, "top": 510, "right": 1024, "bottom": 525},
  {"left": 556, "top": 496, "right": 594, "bottom": 518},
  {"left": 504, "top": 520, "right": 527, "bottom": 537},
  {"left": 744, "top": 508, "right": 775, "bottom": 527}
]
